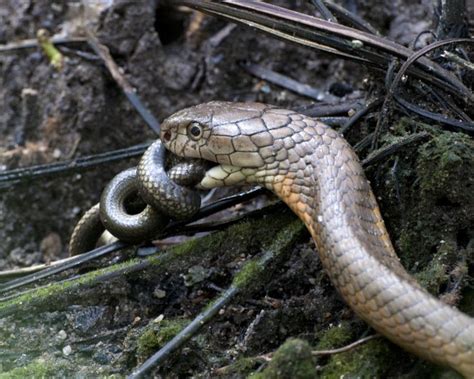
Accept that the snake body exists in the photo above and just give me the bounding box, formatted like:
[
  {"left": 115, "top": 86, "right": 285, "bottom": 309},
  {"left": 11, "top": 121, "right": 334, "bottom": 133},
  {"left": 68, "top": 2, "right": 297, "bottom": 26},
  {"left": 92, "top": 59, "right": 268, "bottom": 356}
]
[
  {"left": 160, "top": 101, "right": 474, "bottom": 377},
  {"left": 69, "top": 140, "right": 204, "bottom": 255}
]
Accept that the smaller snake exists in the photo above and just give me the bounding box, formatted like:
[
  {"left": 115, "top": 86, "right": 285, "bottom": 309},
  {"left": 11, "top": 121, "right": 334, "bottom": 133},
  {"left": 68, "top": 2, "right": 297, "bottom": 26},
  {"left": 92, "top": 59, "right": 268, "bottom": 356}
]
[{"left": 69, "top": 140, "right": 205, "bottom": 255}]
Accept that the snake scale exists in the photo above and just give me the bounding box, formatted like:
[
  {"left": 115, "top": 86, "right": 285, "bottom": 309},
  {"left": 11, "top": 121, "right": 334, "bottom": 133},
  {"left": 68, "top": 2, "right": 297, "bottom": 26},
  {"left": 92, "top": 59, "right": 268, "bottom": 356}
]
[{"left": 157, "top": 101, "right": 474, "bottom": 377}]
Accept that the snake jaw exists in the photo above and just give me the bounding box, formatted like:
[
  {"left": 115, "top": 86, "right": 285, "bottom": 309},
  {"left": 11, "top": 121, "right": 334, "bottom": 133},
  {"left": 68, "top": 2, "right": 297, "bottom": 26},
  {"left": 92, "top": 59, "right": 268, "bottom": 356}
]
[{"left": 200, "top": 164, "right": 258, "bottom": 189}]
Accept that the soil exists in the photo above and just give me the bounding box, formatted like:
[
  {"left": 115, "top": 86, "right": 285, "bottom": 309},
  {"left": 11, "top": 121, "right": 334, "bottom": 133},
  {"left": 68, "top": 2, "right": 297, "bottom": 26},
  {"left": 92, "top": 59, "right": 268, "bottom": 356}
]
[{"left": 0, "top": 1, "right": 472, "bottom": 378}]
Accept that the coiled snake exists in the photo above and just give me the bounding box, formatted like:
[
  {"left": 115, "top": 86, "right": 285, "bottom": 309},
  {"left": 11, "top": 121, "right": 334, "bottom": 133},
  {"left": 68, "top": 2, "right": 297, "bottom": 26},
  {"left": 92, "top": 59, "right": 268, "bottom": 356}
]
[{"left": 156, "top": 101, "right": 474, "bottom": 377}]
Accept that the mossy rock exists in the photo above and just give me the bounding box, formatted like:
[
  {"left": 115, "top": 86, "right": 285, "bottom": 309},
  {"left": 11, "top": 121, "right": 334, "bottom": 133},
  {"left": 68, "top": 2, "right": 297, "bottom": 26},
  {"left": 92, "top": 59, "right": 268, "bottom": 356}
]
[
  {"left": 251, "top": 338, "right": 316, "bottom": 379},
  {"left": 137, "top": 318, "right": 190, "bottom": 361}
]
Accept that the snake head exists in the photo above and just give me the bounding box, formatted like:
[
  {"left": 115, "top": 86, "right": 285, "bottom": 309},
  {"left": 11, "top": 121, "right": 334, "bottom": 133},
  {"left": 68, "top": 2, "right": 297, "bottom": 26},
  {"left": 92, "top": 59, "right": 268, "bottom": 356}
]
[{"left": 161, "top": 101, "right": 272, "bottom": 166}]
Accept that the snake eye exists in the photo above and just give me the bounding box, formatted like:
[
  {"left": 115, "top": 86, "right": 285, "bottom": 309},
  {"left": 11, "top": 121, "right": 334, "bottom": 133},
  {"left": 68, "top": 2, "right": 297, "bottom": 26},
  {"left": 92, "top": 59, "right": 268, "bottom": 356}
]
[
  {"left": 187, "top": 122, "right": 203, "bottom": 140},
  {"left": 163, "top": 130, "right": 172, "bottom": 142}
]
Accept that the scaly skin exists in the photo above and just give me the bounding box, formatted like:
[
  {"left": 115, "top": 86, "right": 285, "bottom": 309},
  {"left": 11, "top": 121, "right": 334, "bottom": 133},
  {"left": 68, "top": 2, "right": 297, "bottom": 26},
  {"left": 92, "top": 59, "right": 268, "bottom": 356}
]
[
  {"left": 160, "top": 101, "right": 474, "bottom": 377},
  {"left": 69, "top": 140, "right": 203, "bottom": 255}
]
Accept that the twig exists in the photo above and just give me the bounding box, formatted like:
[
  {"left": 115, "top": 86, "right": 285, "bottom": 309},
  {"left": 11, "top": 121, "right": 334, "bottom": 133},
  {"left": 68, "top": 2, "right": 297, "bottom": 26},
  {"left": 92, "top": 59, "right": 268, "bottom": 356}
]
[
  {"left": 312, "top": 334, "right": 380, "bottom": 356},
  {"left": 310, "top": 0, "right": 337, "bottom": 23},
  {"left": 324, "top": 1, "right": 380, "bottom": 35},
  {"left": 361, "top": 132, "right": 431, "bottom": 167},
  {"left": 0, "top": 142, "right": 151, "bottom": 191},
  {"left": 0, "top": 36, "right": 87, "bottom": 53},
  {"left": 0, "top": 255, "right": 79, "bottom": 282},
  {"left": 0, "top": 241, "right": 127, "bottom": 295},
  {"left": 318, "top": 116, "right": 349, "bottom": 127},
  {"left": 354, "top": 132, "right": 374, "bottom": 152},
  {"left": 296, "top": 100, "right": 364, "bottom": 117},
  {"left": 165, "top": 187, "right": 267, "bottom": 230},
  {"left": 339, "top": 98, "right": 383, "bottom": 135},
  {"left": 241, "top": 61, "right": 337, "bottom": 102},
  {"left": 393, "top": 95, "right": 474, "bottom": 134},
  {"left": 208, "top": 23, "right": 237, "bottom": 47},
  {"left": 85, "top": 29, "right": 160, "bottom": 134},
  {"left": 127, "top": 286, "right": 240, "bottom": 379},
  {"left": 441, "top": 50, "right": 474, "bottom": 70}
]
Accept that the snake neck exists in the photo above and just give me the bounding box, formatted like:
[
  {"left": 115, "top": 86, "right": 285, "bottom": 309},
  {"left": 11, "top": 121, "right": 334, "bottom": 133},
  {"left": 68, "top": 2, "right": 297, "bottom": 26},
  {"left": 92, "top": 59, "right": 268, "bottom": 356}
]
[
  {"left": 257, "top": 126, "right": 413, "bottom": 283},
  {"left": 251, "top": 125, "right": 474, "bottom": 376}
]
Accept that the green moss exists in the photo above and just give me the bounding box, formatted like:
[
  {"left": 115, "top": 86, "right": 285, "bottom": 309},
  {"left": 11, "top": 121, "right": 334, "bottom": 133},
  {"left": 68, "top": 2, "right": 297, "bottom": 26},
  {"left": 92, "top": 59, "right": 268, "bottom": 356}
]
[
  {"left": 417, "top": 132, "right": 473, "bottom": 196},
  {"left": 319, "top": 338, "right": 393, "bottom": 379},
  {"left": 215, "top": 357, "right": 261, "bottom": 377},
  {"left": 0, "top": 255, "right": 141, "bottom": 315},
  {"left": 315, "top": 322, "right": 354, "bottom": 350},
  {"left": 137, "top": 318, "right": 190, "bottom": 360},
  {"left": 250, "top": 339, "right": 315, "bottom": 379},
  {"left": 233, "top": 260, "right": 263, "bottom": 289},
  {"left": 233, "top": 219, "right": 305, "bottom": 291},
  {"left": 392, "top": 131, "right": 474, "bottom": 272},
  {"left": 312, "top": 323, "right": 405, "bottom": 378},
  {"left": 414, "top": 250, "right": 449, "bottom": 295},
  {"left": 0, "top": 359, "right": 65, "bottom": 378}
]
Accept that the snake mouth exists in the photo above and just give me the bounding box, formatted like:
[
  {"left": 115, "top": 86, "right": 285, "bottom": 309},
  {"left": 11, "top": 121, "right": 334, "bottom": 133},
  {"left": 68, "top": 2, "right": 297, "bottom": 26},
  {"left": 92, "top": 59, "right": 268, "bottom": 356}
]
[{"left": 200, "top": 164, "right": 257, "bottom": 189}]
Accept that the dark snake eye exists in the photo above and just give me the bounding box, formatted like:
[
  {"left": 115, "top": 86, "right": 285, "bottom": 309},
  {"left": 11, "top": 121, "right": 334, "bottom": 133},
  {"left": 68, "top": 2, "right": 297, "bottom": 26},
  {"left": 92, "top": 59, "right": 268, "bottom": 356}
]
[
  {"left": 163, "top": 131, "right": 172, "bottom": 142},
  {"left": 187, "top": 122, "right": 203, "bottom": 140}
]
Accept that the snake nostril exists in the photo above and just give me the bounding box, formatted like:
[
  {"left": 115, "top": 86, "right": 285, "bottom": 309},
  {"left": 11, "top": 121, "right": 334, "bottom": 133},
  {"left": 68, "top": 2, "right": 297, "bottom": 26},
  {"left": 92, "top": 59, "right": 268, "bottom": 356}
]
[{"left": 163, "top": 131, "right": 171, "bottom": 142}]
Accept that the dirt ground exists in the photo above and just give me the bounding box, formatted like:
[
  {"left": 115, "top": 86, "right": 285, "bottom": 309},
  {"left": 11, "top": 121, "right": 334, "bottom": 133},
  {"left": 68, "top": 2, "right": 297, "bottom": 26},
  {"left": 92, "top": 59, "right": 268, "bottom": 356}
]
[{"left": 0, "top": 0, "right": 472, "bottom": 378}]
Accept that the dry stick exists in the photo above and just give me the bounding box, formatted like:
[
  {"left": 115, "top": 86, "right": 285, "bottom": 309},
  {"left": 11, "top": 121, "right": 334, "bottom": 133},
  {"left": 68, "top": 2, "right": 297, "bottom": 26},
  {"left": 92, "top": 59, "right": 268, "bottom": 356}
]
[
  {"left": 127, "top": 286, "right": 240, "bottom": 379},
  {"left": 0, "top": 142, "right": 151, "bottom": 190},
  {"left": 423, "top": 83, "right": 473, "bottom": 123},
  {"left": 310, "top": 0, "right": 337, "bottom": 23},
  {"left": 393, "top": 95, "right": 474, "bottom": 133},
  {"left": 85, "top": 30, "right": 160, "bottom": 135},
  {"left": 324, "top": 1, "right": 380, "bottom": 36},
  {"left": 318, "top": 116, "right": 349, "bottom": 127},
  {"left": 0, "top": 255, "right": 80, "bottom": 282},
  {"left": 208, "top": 23, "right": 237, "bottom": 47},
  {"left": 240, "top": 61, "right": 338, "bottom": 102},
  {"left": 372, "top": 59, "right": 402, "bottom": 149},
  {"left": 339, "top": 98, "right": 383, "bottom": 135},
  {"left": 0, "top": 36, "right": 87, "bottom": 53},
  {"left": 296, "top": 100, "right": 364, "bottom": 117},
  {"left": 362, "top": 132, "right": 431, "bottom": 167},
  {"left": 0, "top": 241, "right": 127, "bottom": 295},
  {"left": 441, "top": 50, "right": 474, "bottom": 70}
]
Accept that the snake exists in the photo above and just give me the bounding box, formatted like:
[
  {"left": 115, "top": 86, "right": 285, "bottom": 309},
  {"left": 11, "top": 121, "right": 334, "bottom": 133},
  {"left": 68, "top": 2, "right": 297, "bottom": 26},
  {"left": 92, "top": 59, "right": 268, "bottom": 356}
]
[
  {"left": 158, "top": 101, "right": 474, "bottom": 377},
  {"left": 69, "top": 140, "right": 205, "bottom": 255}
]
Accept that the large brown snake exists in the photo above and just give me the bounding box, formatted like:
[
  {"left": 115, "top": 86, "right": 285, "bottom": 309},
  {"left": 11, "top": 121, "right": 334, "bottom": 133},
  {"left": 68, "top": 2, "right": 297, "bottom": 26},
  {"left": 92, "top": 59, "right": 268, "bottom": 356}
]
[{"left": 159, "top": 101, "right": 474, "bottom": 377}]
